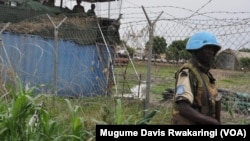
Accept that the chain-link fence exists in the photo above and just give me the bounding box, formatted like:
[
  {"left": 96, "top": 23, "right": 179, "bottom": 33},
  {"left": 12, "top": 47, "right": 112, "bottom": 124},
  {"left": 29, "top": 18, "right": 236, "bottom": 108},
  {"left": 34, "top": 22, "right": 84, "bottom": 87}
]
[
  {"left": 117, "top": 6, "right": 250, "bottom": 120},
  {"left": 0, "top": 12, "right": 121, "bottom": 97},
  {"left": 0, "top": 3, "right": 249, "bottom": 121}
]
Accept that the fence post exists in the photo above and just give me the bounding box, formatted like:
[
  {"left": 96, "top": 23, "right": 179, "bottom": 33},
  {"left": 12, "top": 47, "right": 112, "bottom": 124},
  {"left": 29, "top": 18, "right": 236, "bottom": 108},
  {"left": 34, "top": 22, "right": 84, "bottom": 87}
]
[
  {"left": 97, "top": 23, "right": 117, "bottom": 96},
  {"left": 47, "top": 14, "right": 67, "bottom": 95},
  {"left": 142, "top": 6, "right": 163, "bottom": 116}
]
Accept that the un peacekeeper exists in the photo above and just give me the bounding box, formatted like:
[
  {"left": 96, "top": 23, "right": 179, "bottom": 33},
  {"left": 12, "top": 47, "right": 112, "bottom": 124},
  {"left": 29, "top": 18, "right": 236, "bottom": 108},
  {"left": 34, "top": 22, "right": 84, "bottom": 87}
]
[{"left": 171, "top": 31, "right": 222, "bottom": 125}]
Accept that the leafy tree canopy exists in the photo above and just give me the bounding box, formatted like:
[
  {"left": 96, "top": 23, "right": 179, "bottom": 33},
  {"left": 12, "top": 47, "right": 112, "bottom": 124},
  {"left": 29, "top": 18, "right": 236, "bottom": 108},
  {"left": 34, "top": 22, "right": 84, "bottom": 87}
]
[
  {"left": 145, "top": 36, "right": 167, "bottom": 55},
  {"left": 239, "top": 48, "right": 250, "bottom": 52},
  {"left": 165, "top": 38, "right": 191, "bottom": 61},
  {"left": 119, "top": 40, "right": 134, "bottom": 57}
]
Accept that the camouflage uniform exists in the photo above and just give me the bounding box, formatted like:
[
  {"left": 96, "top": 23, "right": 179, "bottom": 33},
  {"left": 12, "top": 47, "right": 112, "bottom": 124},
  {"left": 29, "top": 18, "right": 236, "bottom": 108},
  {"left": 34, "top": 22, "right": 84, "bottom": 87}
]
[{"left": 171, "top": 58, "right": 219, "bottom": 125}]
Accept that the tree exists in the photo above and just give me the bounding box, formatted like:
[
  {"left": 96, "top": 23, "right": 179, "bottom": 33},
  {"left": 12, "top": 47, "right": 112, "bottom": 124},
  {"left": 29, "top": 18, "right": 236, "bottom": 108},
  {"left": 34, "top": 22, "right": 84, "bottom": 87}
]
[
  {"left": 240, "top": 57, "right": 250, "bottom": 69},
  {"left": 145, "top": 36, "right": 167, "bottom": 57},
  {"left": 239, "top": 48, "right": 250, "bottom": 52},
  {"left": 119, "top": 40, "right": 134, "bottom": 57},
  {"left": 126, "top": 47, "right": 135, "bottom": 57},
  {"left": 165, "top": 38, "right": 191, "bottom": 62}
]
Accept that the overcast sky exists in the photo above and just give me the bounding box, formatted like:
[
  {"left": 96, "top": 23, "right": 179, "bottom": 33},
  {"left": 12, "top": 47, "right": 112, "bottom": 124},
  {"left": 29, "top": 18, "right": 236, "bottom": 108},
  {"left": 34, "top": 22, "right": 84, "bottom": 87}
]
[
  {"left": 58, "top": 0, "right": 250, "bottom": 18},
  {"left": 122, "top": 0, "right": 250, "bottom": 12},
  {"left": 55, "top": 0, "right": 250, "bottom": 50}
]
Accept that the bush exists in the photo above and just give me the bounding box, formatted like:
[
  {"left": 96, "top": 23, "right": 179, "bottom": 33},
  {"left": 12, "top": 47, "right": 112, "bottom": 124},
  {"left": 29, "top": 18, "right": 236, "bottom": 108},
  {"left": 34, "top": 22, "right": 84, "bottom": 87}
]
[{"left": 240, "top": 57, "right": 250, "bottom": 69}]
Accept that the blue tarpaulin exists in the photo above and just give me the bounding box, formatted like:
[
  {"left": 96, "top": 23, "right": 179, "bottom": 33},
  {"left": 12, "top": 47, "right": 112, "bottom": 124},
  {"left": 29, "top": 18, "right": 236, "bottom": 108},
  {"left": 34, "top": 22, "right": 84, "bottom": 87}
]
[{"left": 1, "top": 32, "right": 114, "bottom": 97}]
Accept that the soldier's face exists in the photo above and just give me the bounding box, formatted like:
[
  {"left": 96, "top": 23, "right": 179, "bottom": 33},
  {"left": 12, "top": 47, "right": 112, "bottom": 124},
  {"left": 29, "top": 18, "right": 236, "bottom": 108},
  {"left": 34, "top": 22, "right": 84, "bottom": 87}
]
[
  {"left": 200, "top": 46, "right": 215, "bottom": 58},
  {"left": 194, "top": 45, "right": 216, "bottom": 67}
]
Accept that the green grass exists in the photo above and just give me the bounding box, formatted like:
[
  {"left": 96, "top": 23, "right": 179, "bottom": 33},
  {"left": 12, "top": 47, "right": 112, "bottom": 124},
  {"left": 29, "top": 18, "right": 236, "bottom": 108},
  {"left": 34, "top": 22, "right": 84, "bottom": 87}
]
[
  {"left": 216, "top": 72, "right": 250, "bottom": 93},
  {"left": 113, "top": 62, "right": 178, "bottom": 98},
  {"left": 0, "top": 62, "right": 249, "bottom": 140}
]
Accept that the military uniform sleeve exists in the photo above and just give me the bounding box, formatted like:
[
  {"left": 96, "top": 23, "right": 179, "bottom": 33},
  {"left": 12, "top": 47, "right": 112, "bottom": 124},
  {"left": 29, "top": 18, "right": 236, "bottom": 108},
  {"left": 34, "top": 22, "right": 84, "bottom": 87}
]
[{"left": 175, "top": 69, "right": 194, "bottom": 104}]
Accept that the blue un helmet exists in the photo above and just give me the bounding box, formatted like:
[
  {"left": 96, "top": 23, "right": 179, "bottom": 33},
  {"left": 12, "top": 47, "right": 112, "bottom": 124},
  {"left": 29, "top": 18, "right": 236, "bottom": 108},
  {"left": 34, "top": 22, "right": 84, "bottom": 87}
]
[{"left": 186, "top": 31, "right": 221, "bottom": 54}]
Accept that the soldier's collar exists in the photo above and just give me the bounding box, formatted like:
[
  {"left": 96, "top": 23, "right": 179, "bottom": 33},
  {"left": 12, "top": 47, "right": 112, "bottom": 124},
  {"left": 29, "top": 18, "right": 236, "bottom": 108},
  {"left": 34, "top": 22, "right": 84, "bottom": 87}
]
[{"left": 190, "top": 58, "right": 210, "bottom": 73}]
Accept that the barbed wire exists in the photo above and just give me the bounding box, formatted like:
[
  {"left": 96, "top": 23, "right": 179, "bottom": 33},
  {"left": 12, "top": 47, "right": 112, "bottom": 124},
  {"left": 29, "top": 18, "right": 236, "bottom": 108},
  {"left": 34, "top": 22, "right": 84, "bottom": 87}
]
[{"left": 0, "top": 3, "right": 249, "bottom": 120}]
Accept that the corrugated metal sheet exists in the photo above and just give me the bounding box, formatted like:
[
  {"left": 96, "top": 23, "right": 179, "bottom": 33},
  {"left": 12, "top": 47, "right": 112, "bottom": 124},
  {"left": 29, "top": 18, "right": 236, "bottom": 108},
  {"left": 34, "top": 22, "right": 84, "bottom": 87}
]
[
  {"left": 1, "top": 32, "right": 114, "bottom": 97},
  {"left": 216, "top": 52, "right": 238, "bottom": 70},
  {"left": 216, "top": 49, "right": 250, "bottom": 70}
]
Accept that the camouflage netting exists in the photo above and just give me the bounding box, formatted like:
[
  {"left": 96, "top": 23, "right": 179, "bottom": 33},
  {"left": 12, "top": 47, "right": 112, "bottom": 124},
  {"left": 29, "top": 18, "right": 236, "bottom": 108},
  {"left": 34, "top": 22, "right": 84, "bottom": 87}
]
[
  {"left": 0, "top": 0, "right": 121, "bottom": 45},
  {"left": 2, "top": 13, "right": 100, "bottom": 45},
  {"left": 0, "top": 3, "right": 66, "bottom": 23}
]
